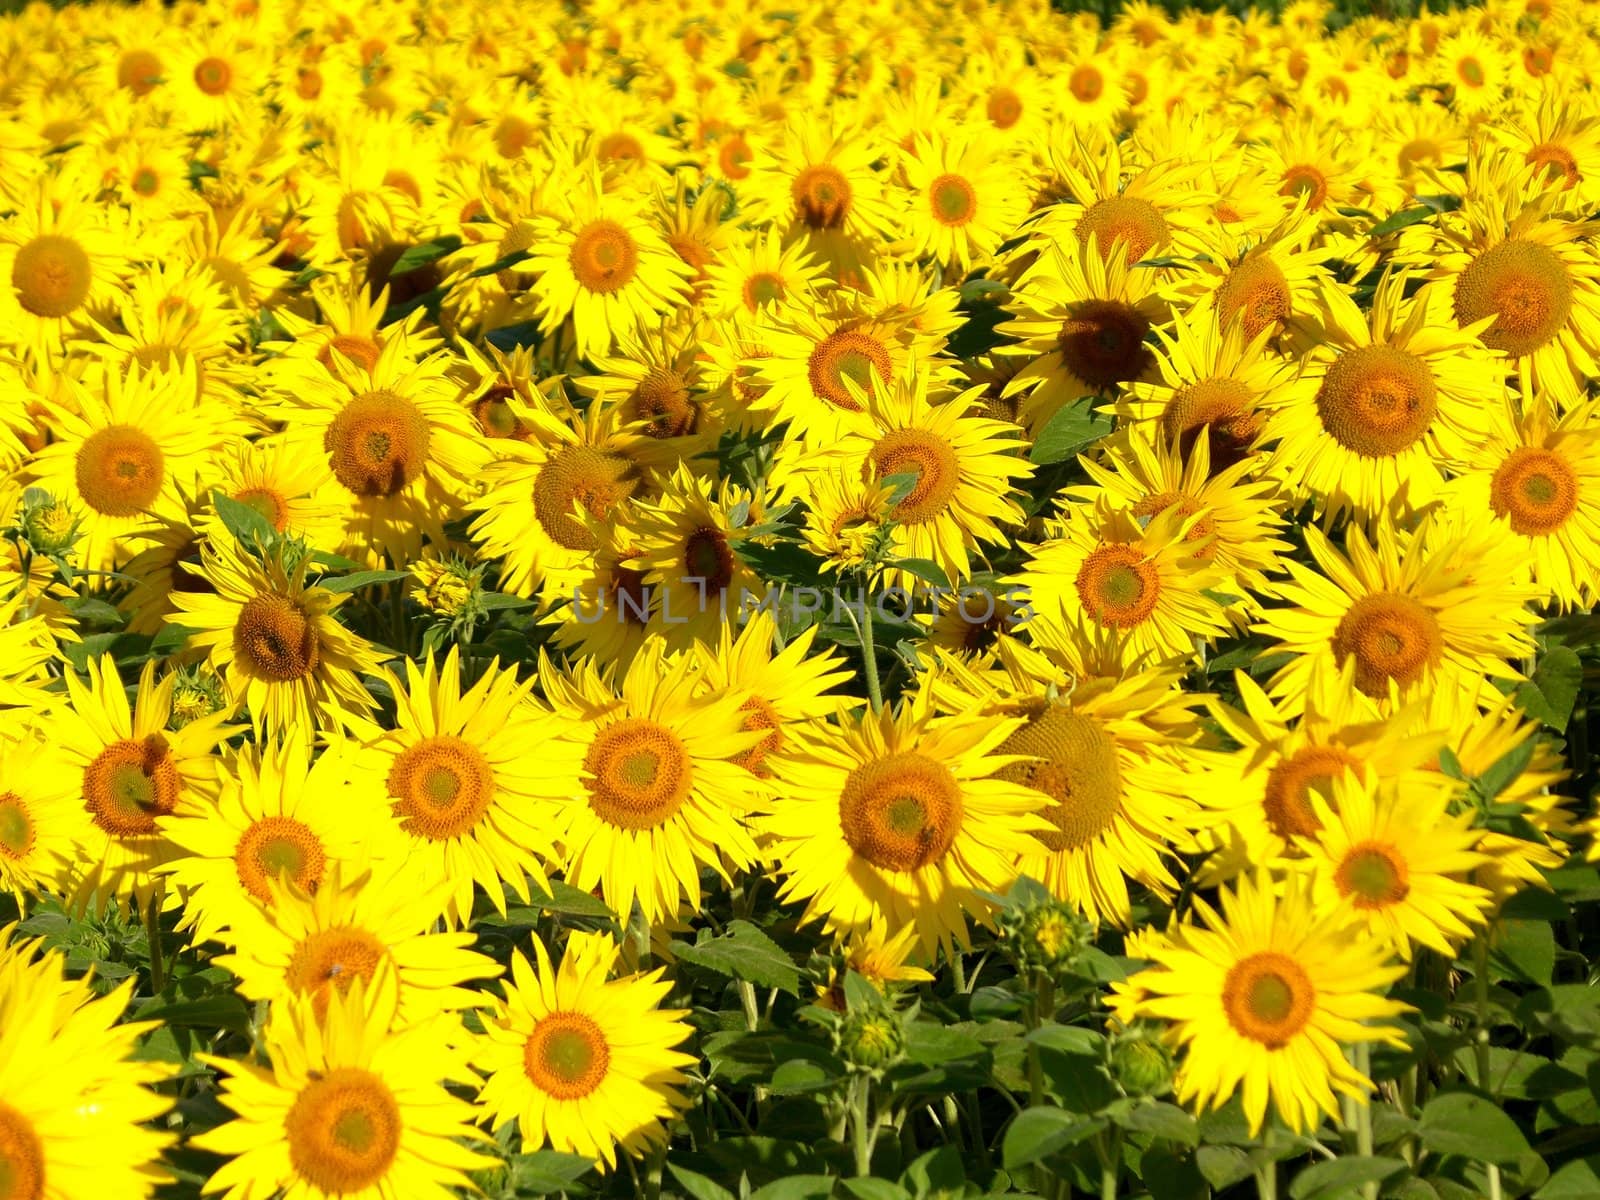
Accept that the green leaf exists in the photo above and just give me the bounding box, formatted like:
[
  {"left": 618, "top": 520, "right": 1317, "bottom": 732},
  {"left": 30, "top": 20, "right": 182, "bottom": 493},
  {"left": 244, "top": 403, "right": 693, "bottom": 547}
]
[
  {"left": 1491, "top": 918, "right": 1556, "bottom": 985},
  {"left": 1001, "top": 1107, "right": 1106, "bottom": 1169},
  {"left": 1118, "top": 1101, "right": 1198, "bottom": 1147},
  {"left": 63, "top": 596, "right": 126, "bottom": 628},
  {"left": 212, "top": 490, "right": 275, "bottom": 551},
  {"left": 1419, "top": 1090, "right": 1532, "bottom": 1163},
  {"left": 668, "top": 1161, "right": 738, "bottom": 1200},
  {"left": 749, "top": 1175, "right": 838, "bottom": 1200},
  {"left": 529, "top": 879, "right": 619, "bottom": 919},
  {"left": 1029, "top": 397, "right": 1115, "bottom": 465},
  {"left": 840, "top": 1179, "right": 909, "bottom": 1200},
  {"left": 1369, "top": 207, "right": 1435, "bottom": 237},
  {"left": 1195, "top": 1145, "right": 1255, "bottom": 1189},
  {"left": 318, "top": 569, "right": 409, "bottom": 593},
  {"left": 1536, "top": 1157, "right": 1600, "bottom": 1198},
  {"left": 150, "top": 623, "right": 200, "bottom": 656},
  {"left": 135, "top": 994, "right": 251, "bottom": 1034},
  {"left": 674, "top": 920, "right": 801, "bottom": 995},
  {"left": 1288, "top": 1156, "right": 1408, "bottom": 1200},
  {"left": 902, "top": 1023, "right": 986, "bottom": 1066},
  {"left": 507, "top": 1149, "right": 594, "bottom": 1194},
  {"left": 1516, "top": 646, "right": 1582, "bottom": 732},
  {"left": 891, "top": 557, "right": 950, "bottom": 589},
  {"left": 1476, "top": 737, "right": 1534, "bottom": 802},
  {"left": 476, "top": 590, "right": 534, "bottom": 611},
  {"left": 387, "top": 235, "right": 462, "bottom": 276}
]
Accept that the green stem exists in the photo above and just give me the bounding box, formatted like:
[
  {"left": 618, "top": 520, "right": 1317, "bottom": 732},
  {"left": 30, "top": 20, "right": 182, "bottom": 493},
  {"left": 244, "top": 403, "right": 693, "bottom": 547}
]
[
  {"left": 850, "top": 1075, "right": 874, "bottom": 1176},
  {"left": 950, "top": 951, "right": 966, "bottom": 994},
  {"left": 848, "top": 590, "right": 883, "bottom": 711},
  {"left": 737, "top": 980, "right": 760, "bottom": 1032},
  {"left": 144, "top": 890, "right": 165, "bottom": 996},
  {"left": 1256, "top": 1126, "right": 1278, "bottom": 1200},
  {"left": 1473, "top": 934, "right": 1504, "bottom": 1200},
  {"left": 1355, "top": 1042, "right": 1377, "bottom": 1200},
  {"left": 643, "top": 1139, "right": 666, "bottom": 1200},
  {"left": 1099, "top": 1126, "right": 1122, "bottom": 1200}
]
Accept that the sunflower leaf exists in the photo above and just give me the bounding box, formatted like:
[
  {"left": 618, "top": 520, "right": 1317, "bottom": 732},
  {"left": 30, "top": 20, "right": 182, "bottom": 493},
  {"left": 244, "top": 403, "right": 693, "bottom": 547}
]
[
  {"left": 673, "top": 920, "right": 801, "bottom": 995},
  {"left": 1369, "top": 207, "right": 1435, "bottom": 237},
  {"left": 211, "top": 490, "right": 275, "bottom": 554},
  {"left": 1419, "top": 1090, "right": 1533, "bottom": 1162},
  {"left": 388, "top": 235, "right": 462, "bottom": 276},
  {"left": 1515, "top": 645, "right": 1583, "bottom": 732},
  {"left": 1287, "top": 1155, "right": 1408, "bottom": 1200},
  {"left": 317, "top": 569, "right": 409, "bottom": 592},
  {"left": 1001, "top": 1106, "right": 1106, "bottom": 1169},
  {"left": 1029, "top": 397, "right": 1115, "bottom": 465}
]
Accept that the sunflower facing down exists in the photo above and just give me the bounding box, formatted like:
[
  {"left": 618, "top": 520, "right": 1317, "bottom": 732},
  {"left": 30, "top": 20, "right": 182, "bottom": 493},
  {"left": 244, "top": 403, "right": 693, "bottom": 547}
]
[
  {"left": 197, "top": 965, "right": 496, "bottom": 1200},
  {"left": 760, "top": 692, "right": 1051, "bottom": 960},
  {"left": 169, "top": 538, "right": 386, "bottom": 737},
  {"left": 1112, "top": 871, "right": 1409, "bottom": 1136},
  {"left": 475, "top": 933, "right": 694, "bottom": 1172}
]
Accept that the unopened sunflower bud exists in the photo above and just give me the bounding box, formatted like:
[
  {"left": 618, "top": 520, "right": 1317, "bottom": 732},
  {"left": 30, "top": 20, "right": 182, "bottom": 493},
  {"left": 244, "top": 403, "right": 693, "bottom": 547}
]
[
  {"left": 20, "top": 497, "right": 78, "bottom": 556},
  {"left": 999, "top": 894, "right": 1090, "bottom": 980},
  {"left": 410, "top": 558, "right": 476, "bottom": 617},
  {"left": 1108, "top": 1028, "right": 1174, "bottom": 1099},
  {"left": 169, "top": 668, "right": 227, "bottom": 730},
  {"left": 835, "top": 1007, "right": 905, "bottom": 1074}
]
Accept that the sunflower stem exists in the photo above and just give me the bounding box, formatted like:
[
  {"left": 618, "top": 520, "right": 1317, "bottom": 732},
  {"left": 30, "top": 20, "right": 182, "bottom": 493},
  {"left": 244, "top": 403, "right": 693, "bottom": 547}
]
[
  {"left": 1256, "top": 1126, "right": 1279, "bottom": 1200},
  {"left": 1355, "top": 1042, "right": 1377, "bottom": 1199},
  {"left": 1473, "top": 933, "right": 1504, "bottom": 1200},
  {"left": 849, "top": 1074, "right": 875, "bottom": 1175},
  {"left": 1098, "top": 1125, "right": 1122, "bottom": 1200},
  {"left": 737, "top": 979, "right": 760, "bottom": 1032},
  {"left": 144, "top": 889, "right": 165, "bottom": 996},
  {"left": 846, "top": 588, "right": 884, "bottom": 711}
]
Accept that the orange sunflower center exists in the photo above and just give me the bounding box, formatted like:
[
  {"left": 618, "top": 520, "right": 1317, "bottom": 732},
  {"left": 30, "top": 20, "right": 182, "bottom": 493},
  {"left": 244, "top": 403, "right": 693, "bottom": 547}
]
[
  {"left": 387, "top": 735, "right": 495, "bottom": 840},
  {"left": 532, "top": 445, "right": 639, "bottom": 551},
  {"left": 118, "top": 49, "right": 163, "bottom": 95},
  {"left": 1526, "top": 142, "right": 1579, "bottom": 189},
  {"left": 1058, "top": 300, "right": 1151, "bottom": 391},
  {"left": 1489, "top": 446, "right": 1579, "bottom": 536},
  {"left": 1216, "top": 256, "right": 1291, "bottom": 341},
  {"left": 838, "top": 751, "right": 964, "bottom": 872},
  {"left": 318, "top": 333, "right": 383, "bottom": 373},
  {"left": 569, "top": 220, "right": 639, "bottom": 294},
  {"left": 0, "top": 1102, "right": 44, "bottom": 1200},
  {"left": 82, "top": 734, "right": 180, "bottom": 837},
  {"left": 473, "top": 386, "right": 530, "bottom": 441},
  {"left": 1132, "top": 492, "right": 1216, "bottom": 559},
  {"left": 285, "top": 927, "right": 385, "bottom": 1018},
  {"left": 1453, "top": 238, "right": 1573, "bottom": 357},
  {"left": 325, "top": 389, "right": 431, "bottom": 498},
  {"left": 743, "top": 271, "right": 787, "bottom": 311},
  {"left": 234, "top": 593, "right": 321, "bottom": 682},
  {"left": 808, "top": 328, "right": 892, "bottom": 412},
  {"left": 1075, "top": 543, "right": 1160, "bottom": 629},
  {"left": 734, "top": 696, "right": 784, "bottom": 778},
  {"left": 1076, "top": 197, "right": 1169, "bottom": 266},
  {"left": 1315, "top": 345, "right": 1437, "bottom": 458},
  {"left": 986, "top": 86, "right": 1023, "bottom": 129},
  {"left": 1335, "top": 841, "right": 1412, "bottom": 909},
  {"left": 1261, "top": 745, "right": 1359, "bottom": 841},
  {"left": 928, "top": 173, "right": 977, "bottom": 227},
  {"left": 0, "top": 792, "right": 35, "bottom": 861},
  {"left": 1222, "top": 951, "right": 1316, "bottom": 1048},
  {"left": 792, "top": 164, "right": 852, "bottom": 230},
  {"left": 719, "top": 134, "right": 753, "bottom": 180},
  {"left": 1279, "top": 164, "right": 1328, "bottom": 210},
  {"left": 869, "top": 428, "right": 960, "bottom": 525},
  {"left": 74, "top": 424, "right": 165, "bottom": 517},
  {"left": 1161, "top": 377, "right": 1263, "bottom": 470},
  {"left": 232, "top": 486, "right": 290, "bottom": 531},
  {"left": 584, "top": 718, "right": 692, "bottom": 831},
  {"left": 285, "top": 1068, "right": 402, "bottom": 1194},
  {"left": 1069, "top": 64, "right": 1104, "bottom": 102},
  {"left": 524, "top": 1012, "right": 611, "bottom": 1100},
  {"left": 998, "top": 708, "right": 1121, "bottom": 853},
  {"left": 234, "top": 816, "right": 327, "bottom": 903},
  {"left": 1331, "top": 592, "right": 1443, "bottom": 698},
  {"left": 13, "top": 234, "right": 93, "bottom": 319},
  {"left": 630, "top": 368, "right": 697, "bottom": 439},
  {"left": 193, "top": 56, "right": 233, "bottom": 96}
]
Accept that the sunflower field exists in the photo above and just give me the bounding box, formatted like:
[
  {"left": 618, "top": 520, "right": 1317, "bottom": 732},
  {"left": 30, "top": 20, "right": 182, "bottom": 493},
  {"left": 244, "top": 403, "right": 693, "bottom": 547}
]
[{"left": 8, "top": 0, "right": 1600, "bottom": 1196}]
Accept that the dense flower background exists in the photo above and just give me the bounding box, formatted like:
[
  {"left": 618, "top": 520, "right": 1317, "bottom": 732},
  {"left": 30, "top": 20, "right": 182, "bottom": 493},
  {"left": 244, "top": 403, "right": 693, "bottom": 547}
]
[{"left": 1, "top": 0, "right": 1599, "bottom": 1197}]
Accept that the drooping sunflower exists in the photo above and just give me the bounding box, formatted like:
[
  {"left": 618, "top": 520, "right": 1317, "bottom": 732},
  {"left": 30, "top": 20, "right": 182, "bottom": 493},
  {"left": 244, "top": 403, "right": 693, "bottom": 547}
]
[
  {"left": 899, "top": 131, "right": 1030, "bottom": 273},
  {"left": 0, "top": 731, "right": 88, "bottom": 905},
  {"left": 475, "top": 933, "right": 695, "bottom": 1171},
  {"left": 169, "top": 538, "right": 386, "bottom": 737},
  {"left": 1298, "top": 773, "right": 1491, "bottom": 961},
  {"left": 0, "top": 176, "right": 130, "bottom": 357},
  {"left": 159, "top": 731, "right": 396, "bottom": 947},
  {"left": 1183, "top": 206, "right": 1333, "bottom": 353},
  {"left": 540, "top": 642, "right": 766, "bottom": 925},
  {"left": 1112, "top": 871, "right": 1409, "bottom": 1136},
  {"left": 760, "top": 692, "right": 1051, "bottom": 959},
  {"left": 337, "top": 648, "right": 573, "bottom": 927},
  {"left": 197, "top": 965, "right": 496, "bottom": 1200}
]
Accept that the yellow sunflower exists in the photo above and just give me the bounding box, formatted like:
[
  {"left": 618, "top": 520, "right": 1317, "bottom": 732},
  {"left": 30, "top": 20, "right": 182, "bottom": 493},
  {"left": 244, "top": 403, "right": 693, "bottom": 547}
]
[
  {"left": 576, "top": 322, "right": 720, "bottom": 451},
  {"left": 703, "top": 226, "right": 829, "bottom": 321},
  {"left": 899, "top": 131, "right": 1029, "bottom": 273},
  {"left": 0, "top": 730, "right": 88, "bottom": 905}
]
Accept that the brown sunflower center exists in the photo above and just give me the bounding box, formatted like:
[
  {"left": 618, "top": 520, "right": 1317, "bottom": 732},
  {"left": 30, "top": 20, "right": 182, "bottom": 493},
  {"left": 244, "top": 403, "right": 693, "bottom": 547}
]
[
  {"left": 1453, "top": 238, "right": 1573, "bottom": 357},
  {"left": 1222, "top": 951, "right": 1315, "bottom": 1048},
  {"left": 743, "top": 271, "right": 787, "bottom": 311},
  {"left": 194, "top": 56, "right": 233, "bottom": 95},
  {"left": 1456, "top": 56, "right": 1486, "bottom": 88},
  {"left": 325, "top": 389, "right": 432, "bottom": 498},
  {"left": 387, "top": 735, "right": 495, "bottom": 840},
  {"left": 929, "top": 173, "right": 977, "bottom": 227},
  {"left": 1216, "top": 256, "right": 1291, "bottom": 341},
  {"left": 869, "top": 428, "right": 960, "bottom": 524},
  {"left": 532, "top": 445, "right": 639, "bottom": 551},
  {"left": 285, "top": 1068, "right": 401, "bottom": 1194},
  {"left": 584, "top": 718, "right": 691, "bottom": 831},
  {"left": 1261, "top": 745, "right": 1359, "bottom": 841},
  {"left": 1058, "top": 300, "right": 1151, "bottom": 391},
  {"left": 1335, "top": 841, "right": 1412, "bottom": 909},
  {"left": 630, "top": 369, "right": 696, "bottom": 439},
  {"left": 473, "top": 386, "right": 529, "bottom": 441},
  {"left": 234, "top": 816, "right": 327, "bottom": 903},
  {"left": 232, "top": 486, "right": 289, "bottom": 531},
  {"left": 1489, "top": 446, "right": 1579, "bottom": 535},
  {"left": 998, "top": 709, "right": 1121, "bottom": 852},
  {"left": 523, "top": 1012, "right": 611, "bottom": 1100},
  {"left": 285, "top": 927, "right": 385, "bottom": 1018},
  {"left": 0, "top": 793, "right": 34, "bottom": 861},
  {"left": 1279, "top": 164, "right": 1328, "bottom": 209},
  {"left": 1161, "top": 376, "right": 1263, "bottom": 469},
  {"left": 1070, "top": 64, "right": 1104, "bottom": 102},
  {"left": 73, "top": 424, "right": 165, "bottom": 517},
  {"left": 682, "top": 525, "right": 735, "bottom": 598},
  {"left": 1331, "top": 592, "right": 1443, "bottom": 698},
  {"left": 838, "top": 751, "right": 964, "bottom": 872},
  {"left": 13, "top": 234, "right": 93, "bottom": 320},
  {"left": 598, "top": 131, "right": 645, "bottom": 165},
  {"left": 82, "top": 734, "right": 180, "bottom": 837},
  {"left": 317, "top": 333, "right": 382, "bottom": 373},
  {"left": 1131, "top": 492, "right": 1215, "bottom": 559},
  {"left": 792, "top": 164, "right": 852, "bottom": 230},
  {"left": 234, "top": 593, "right": 321, "bottom": 682},
  {"left": 808, "top": 328, "right": 892, "bottom": 412},
  {"left": 986, "top": 86, "right": 1023, "bottom": 129},
  {"left": 569, "top": 220, "right": 639, "bottom": 294},
  {"left": 734, "top": 696, "right": 783, "bottom": 778},
  {"left": 0, "top": 1101, "right": 44, "bottom": 1200},
  {"left": 1075, "top": 543, "right": 1160, "bottom": 629},
  {"left": 1315, "top": 345, "right": 1438, "bottom": 458},
  {"left": 1076, "top": 197, "right": 1169, "bottom": 266},
  {"left": 1526, "top": 143, "right": 1580, "bottom": 189}
]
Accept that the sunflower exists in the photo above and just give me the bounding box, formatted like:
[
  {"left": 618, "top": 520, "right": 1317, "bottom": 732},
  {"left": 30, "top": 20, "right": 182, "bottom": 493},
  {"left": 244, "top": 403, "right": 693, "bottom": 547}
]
[
  {"left": 798, "top": 467, "right": 896, "bottom": 576},
  {"left": 1254, "top": 516, "right": 1541, "bottom": 714},
  {"left": 159, "top": 731, "right": 396, "bottom": 947},
  {"left": 213, "top": 861, "right": 501, "bottom": 1026},
  {"left": 1244, "top": 109, "right": 1373, "bottom": 221},
  {"left": 261, "top": 271, "right": 442, "bottom": 394},
  {"left": 475, "top": 932, "right": 695, "bottom": 1171},
  {"left": 1440, "top": 396, "right": 1600, "bottom": 611},
  {"left": 337, "top": 648, "right": 573, "bottom": 927},
  {"left": 703, "top": 226, "right": 829, "bottom": 321},
  {"left": 760, "top": 693, "right": 1050, "bottom": 959},
  {"left": 1261, "top": 270, "right": 1502, "bottom": 524},
  {"left": 539, "top": 642, "right": 765, "bottom": 925},
  {"left": 576, "top": 322, "right": 719, "bottom": 451},
  {"left": 0, "top": 927, "right": 175, "bottom": 1200},
  {"left": 1183, "top": 207, "right": 1333, "bottom": 353},
  {"left": 24, "top": 359, "right": 238, "bottom": 574},
  {"left": 171, "top": 35, "right": 264, "bottom": 131},
  {"left": 899, "top": 131, "right": 1029, "bottom": 273},
  {"left": 547, "top": 519, "right": 658, "bottom": 670},
  {"left": 1298, "top": 773, "right": 1491, "bottom": 960},
  {"left": 1436, "top": 27, "right": 1505, "bottom": 117},
  {"left": 817, "top": 917, "right": 936, "bottom": 1010},
  {"left": 169, "top": 538, "right": 386, "bottom": 737},
  {"left": 0, "top": 730, "right": 88, "bottom": 905},
  {"left": 1113, "top": 871, "right": 1409, "bottom": 1136},
  {"left": 1483, "top": 87, "right": 1600, "bottom": 206},
  {"left": 195, "top": 436, "right": 347, "bottom": 557},
  {"left": 43, "top": 656, "right": 234, "bottom": 911},
  {"left": 197, "top": 965, "right": 496, "bottom": 1200}
]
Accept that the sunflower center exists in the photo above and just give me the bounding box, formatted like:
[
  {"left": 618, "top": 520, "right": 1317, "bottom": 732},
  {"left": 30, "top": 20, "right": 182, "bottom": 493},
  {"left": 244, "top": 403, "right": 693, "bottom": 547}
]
[
  {"left": 0, "top": 793, "right": 34, "bottom": 861},
  {"left": 82, "top": 734, "right": 180, "bottom": 837},
  {"left": 523, "top": 1012, "right": 611, "bottom": 1100},
  {"left": 13, "top": 234, "right": 93, "bottom": 320},
  {"left": 234, "top": 816, "right": 327, "bottom": 903},
  {"left": 928, "top": 174, "right": 977, "bottom": 227},
  {"left": 0, "top": 1102, "right": 44, "bottom": 1200},
  {"left": 325, "top": 389, "right": 431, "bottom": 498},
  {"left": 998, "top": 709, "right": 1121, "bottom": 852},
  {"left": 1315, "top": 345, "right": 1437, "bottom": 458},
  {"left": 568, "top": 219, "right": 639, "bottom": 294},
  {"left": 532, "top": 445, "right": 639, "bottom": 551},
  {"left": 1397, "top": 138, "right": 1442, "bottom": 173},
  {"left": 1058, "top": 300, "right": 1151, "bottom": 391},
  {"left": 682, "top": 525, "right": 735, "bottom": 597},
  {"left": 792, "top": 164, "right": 852, "bottom": 230},
  {"left": 735, "top": 696, "right": 783, "bottom": 777},
  {"left": 1526, "top": 143, "right": 1579, "bottom": 189},
  {"left": 285, "top": 1068, "right": 401, "bottom": 1194},
  {"left": 598, "top": 132, "right": 645, "bottom": 165},
  {"left": 1069, "top": 64, "right": 1104, "bottom": 102},
  {"left": 1331, "top": 592, "right": 1443, "bottom": 698},
  {"left": 743, "top": 271, "right": 787, "bottom": 310},
  {"left": 719, "top": 135, "right": 753, "bottom": 180},
  {"left": 234, "top": 593, "right": 321, "bottom": 682},
  {"left": 1456, "top": 57, "right": 1485, "bottom": 88},
  {"left": 1335, "top": 841, "right": 1412, "bottom": 909},
  {"left": 233, "top": 486, "right": 289, "bottom": 530},
  {"left": 808, "top": 328, "right": 892, "bottom": 412},
  {"left": 1453, "top": 238, "right": 1573, "bottom": 357},
  {"left": 1075, "top": 543, "right": 1160, "bottom": 629},
  {"left": 838, "top": 751, "right": 964, "bottom": 872},
  {"left": 317, "top": 333, "right": 382, "bottom": 373},
  {"left": 584, "top": 718, "right": 691, "bottom": 831},
  {"left": 1489, "top": 446, "right": 1579, "bottom": 535},
  {"left": 869, "top": 429, "right": 960, "bottom": 524},
  {"left": 986, "top": 86, "right": 1023, "bottom": 129},
  {"left": 387, "top": 735, "right": 495, "bottom": 840},
  {"left": 118, "top": 48, "right": 162, "bottom": 95},
  {"left": 1216, "top": 257, "right": 1291, "bottom": 341},
  {"left": 1076, "top": 197, "right": 1169, "bottom": 266},
  {"left": 1261, "top": 745, "right": 1358, "bottom": 841},
  {"left": 1222, "top": 951, "right": 1315, "bottom": 1048},
  {"left": 1131, "top": 492, "right": 1215, "bottom": 559},
  {"left": 1278, "top": 164, "right": 1328, "bottom": 210},
  {"left": 73, "top": 425, "right": 165, "bottom": 518},
  {"left": 473, "top": 386, "right": 528, "bottom": 441},
  {"left": 631, "top": 369, "right": 696, "bottom": 438},
  {"left": 1161, "top": 376, "right": 1263, "bottom": 469},
  {"left": 194, "top": 56, "right": 233, "bottom": 95},
  {"left": 285, "top": 927, "right": 385, "bottom": 1017}
]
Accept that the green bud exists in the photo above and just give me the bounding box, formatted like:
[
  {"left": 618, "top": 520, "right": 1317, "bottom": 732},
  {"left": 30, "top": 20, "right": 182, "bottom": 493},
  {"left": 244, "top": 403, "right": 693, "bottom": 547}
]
[
  {"left": 169, "top": 668, "right": 228, "bottom": 730},
  {"left": 835, "top": 1007, "right": 905, "bottom": 1074},
  {"left": 1109, "top": 1027, "right": 1174, "bottom": 1099},
  {"left": 19, "top": 496, "right": 79, "bottom": 556},
  {"left": 998, "top": 886, "right": 1090, "bottom": 980}
]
